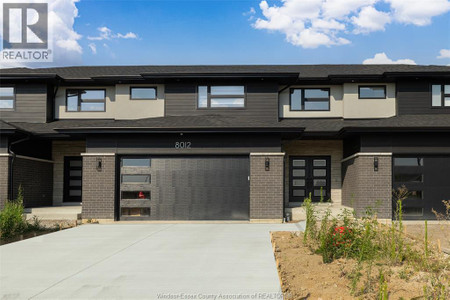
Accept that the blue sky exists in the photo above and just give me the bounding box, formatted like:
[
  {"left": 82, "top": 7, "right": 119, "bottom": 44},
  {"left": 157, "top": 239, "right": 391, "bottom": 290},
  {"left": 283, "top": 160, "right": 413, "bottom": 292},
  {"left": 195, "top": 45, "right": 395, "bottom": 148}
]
[{"left": 2, "top": 0, "right": 450, "bottom": 67}]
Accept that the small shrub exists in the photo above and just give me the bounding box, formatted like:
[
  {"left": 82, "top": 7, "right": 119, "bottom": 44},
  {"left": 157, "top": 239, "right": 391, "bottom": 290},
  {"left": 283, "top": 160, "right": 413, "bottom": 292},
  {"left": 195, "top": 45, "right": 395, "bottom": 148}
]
[
  {"left": 302, "top": 193, "right": 317, "bottom": 244},
  {"left": 0, "top": 186, "right": 27, "bottom": 239}
]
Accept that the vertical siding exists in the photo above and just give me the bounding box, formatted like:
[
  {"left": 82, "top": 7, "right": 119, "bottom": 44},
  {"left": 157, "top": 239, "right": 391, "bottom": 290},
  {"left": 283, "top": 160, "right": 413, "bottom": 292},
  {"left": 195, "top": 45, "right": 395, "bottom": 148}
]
[
  {"left": 0, "top": 84, "right": 48, "bottom": 123},
  {"left": 165, "top": 82, "right": 279, "bottom": 120}
]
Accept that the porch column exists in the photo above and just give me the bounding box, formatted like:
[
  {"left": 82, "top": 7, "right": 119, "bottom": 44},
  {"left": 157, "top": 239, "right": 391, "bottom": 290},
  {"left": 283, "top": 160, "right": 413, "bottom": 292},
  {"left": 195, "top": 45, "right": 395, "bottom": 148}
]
[
  {"left": 249, "top": 153, "right": 284, "bottom": 222},
  {"left": 342, "top": 153, "right": 392, "bottom": 219},
  {"left": 81, "top": 153, "right": 116, "bottom": 220}
]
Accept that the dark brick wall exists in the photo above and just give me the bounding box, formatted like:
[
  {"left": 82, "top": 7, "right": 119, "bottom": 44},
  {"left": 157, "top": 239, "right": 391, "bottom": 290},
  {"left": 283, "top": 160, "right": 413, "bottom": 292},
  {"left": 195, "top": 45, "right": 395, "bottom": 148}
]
[
  {"left": 342, "top": 155, "right": 392, "bottom": 218},
  {"left": 12, "top": 157, "right": 53, "bottom": 208},
  {"left": 250, "top": 154, "right": 284, "bottom": 220},
  {"left": 0, "top": 156, "right": 10, "bottom": 209},
  {"left": 82, "top": 155, "right": 116, "bottom": 219}
]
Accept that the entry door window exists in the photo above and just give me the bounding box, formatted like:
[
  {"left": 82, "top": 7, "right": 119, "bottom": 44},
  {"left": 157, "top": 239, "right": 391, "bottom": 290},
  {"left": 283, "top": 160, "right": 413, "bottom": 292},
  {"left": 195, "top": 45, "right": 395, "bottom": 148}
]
[
  {"left": 64, "top": 157, "right": 83, "bottom": 202},
  {"left": 290, "top": 156, "right": 331, "bottom": 202}
]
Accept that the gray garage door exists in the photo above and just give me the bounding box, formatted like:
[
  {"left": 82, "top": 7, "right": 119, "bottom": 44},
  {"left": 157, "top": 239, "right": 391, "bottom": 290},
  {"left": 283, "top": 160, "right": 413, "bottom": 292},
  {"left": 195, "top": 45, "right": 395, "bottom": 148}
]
[
  {"left": 393, "top": 156, "right": 450, "bottom": 220},
  {"left": 119, "top": 156, "right": 249, "bottom": 220}
]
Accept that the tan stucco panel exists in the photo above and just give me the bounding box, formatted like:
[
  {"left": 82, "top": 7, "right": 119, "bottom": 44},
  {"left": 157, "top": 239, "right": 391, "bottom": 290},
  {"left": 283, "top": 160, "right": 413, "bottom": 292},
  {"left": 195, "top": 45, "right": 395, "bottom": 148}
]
[
  {"left": 55, "top": 84, "right": 165, "bottom": 120},
  {"left": 343, "top": 83, "right": 396, "bottom": 119},
  {"left": 115, "top": 84, "right": 165, "bottom": 120},
  {"left": 279, "top": 85, "right": 343, "bottom": 118}
]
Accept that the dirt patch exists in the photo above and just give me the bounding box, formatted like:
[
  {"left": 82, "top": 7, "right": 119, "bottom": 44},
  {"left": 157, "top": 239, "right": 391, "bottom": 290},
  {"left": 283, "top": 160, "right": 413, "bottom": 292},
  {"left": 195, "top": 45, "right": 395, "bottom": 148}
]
[
  {"left": 272, "top": 231, "right": 437, "bottom": 299},
  {"left": 405, "top": 223, "right": 450, "bottom": 252}
]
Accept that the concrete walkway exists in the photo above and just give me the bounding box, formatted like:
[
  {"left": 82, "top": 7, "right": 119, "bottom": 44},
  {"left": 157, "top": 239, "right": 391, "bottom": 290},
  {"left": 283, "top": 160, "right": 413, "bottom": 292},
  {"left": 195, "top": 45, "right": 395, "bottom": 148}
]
[{"left": 0, "top": 223, "right": 303, "bottom": 299}]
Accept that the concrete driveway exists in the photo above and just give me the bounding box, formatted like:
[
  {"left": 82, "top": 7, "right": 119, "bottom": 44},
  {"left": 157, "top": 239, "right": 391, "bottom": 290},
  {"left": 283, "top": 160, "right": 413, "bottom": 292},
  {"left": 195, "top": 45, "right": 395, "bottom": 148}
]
[{"left": 0, "top": 223, "right": 303, "bottom": 299}]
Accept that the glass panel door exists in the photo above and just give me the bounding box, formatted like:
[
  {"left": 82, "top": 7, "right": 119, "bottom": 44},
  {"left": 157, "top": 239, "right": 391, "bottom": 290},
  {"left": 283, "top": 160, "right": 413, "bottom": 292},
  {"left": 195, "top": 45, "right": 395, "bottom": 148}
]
[
  {"left": 289, "top": 156, "right": 331, "bottom": 202},
  {"left": 64, "top": 157, "right": 83, "bottom": 202}
]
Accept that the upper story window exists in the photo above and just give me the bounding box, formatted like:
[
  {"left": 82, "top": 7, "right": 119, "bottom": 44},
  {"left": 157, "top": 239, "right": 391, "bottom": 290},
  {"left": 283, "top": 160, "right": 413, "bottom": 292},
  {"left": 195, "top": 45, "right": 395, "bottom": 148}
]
[
  {"left": 0, "top": 87, "right": 15, "bottom": 110},
  {"left": 66, "top": 89, "right": 106, "bottom": 112},
  {"left": 197, "top": 85, "right": 245, "bottom": 108},
  {"left": 130, "top": 87, "right": 157, "bottom": 100},
  {"left": 290, "top": 88, "right": 330, "bottom": 111},
  {"left": 358, "top": 86, "right": 386, "bottom": 99},
  {"left": 431, "top": 84, "right": 450, "bottom": 107}
]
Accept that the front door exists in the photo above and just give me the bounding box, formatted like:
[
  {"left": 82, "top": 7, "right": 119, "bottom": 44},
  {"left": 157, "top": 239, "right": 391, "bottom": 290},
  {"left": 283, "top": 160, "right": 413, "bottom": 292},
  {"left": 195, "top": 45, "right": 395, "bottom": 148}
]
[
  {"left": 63, "top": 157, "right": 83, "bottom": 202},
  {"left": 289, "top": 156, "right": 331, "bottom": 202}
]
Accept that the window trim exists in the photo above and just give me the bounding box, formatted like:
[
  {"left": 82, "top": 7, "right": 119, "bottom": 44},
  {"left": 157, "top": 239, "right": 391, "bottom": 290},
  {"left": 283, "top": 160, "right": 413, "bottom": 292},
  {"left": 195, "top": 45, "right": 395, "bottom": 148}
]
[
  {"left": 0, "top": 86, "right": 16, "bottom": 111},
  {"left": 129, "top": 86, "right": 157, "bottom": 100},
  {"left": 196, "top": 85, "right": 246, "bottom": 110},
  {"left": 66, "top": 89, "right": 106, "bottom": 112},
  {"left": 358, "top": 85, "right": 387, "bottom": 99},
  {"left": 430, "top": 84, "right": 450, "bottom": 108},
  {"left": 289, "top": 88, "right": 331, "bottom": 112}
]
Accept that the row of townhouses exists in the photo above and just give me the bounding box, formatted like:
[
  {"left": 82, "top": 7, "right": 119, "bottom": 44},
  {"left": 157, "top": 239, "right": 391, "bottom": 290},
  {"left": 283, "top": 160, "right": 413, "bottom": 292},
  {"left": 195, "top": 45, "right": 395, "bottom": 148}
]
[{"left": 0, "top": 65, "right": 449, "bottom": 221}]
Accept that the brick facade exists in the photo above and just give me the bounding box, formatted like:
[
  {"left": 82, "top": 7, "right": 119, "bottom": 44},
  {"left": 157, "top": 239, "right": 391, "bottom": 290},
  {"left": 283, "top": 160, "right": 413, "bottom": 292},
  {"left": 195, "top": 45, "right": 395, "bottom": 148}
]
[
  {"left": 249, "top": 153, "right": 284, "bottom": 220},
  {"left": 52, "top": 141, "right": 86, "bottom": 205},
  {"left": 342, "top": 154, "right": 392, "bottom": 219},
  {"left": 283, "top": 140, "right": 343, "bottom": 205},
  {"left": 0, "top": 156, "right": 10, "bottom": 208},
  {"left": 12, "top": 157, "right": 53, "bottom": 207},
  {"left": 82, "top": 155, "right": 116, "bottom": 220}
]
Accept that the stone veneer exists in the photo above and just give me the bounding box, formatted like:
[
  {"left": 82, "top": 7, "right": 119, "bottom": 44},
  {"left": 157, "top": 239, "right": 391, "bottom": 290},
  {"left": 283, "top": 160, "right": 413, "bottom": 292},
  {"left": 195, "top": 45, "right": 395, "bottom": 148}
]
[
  {"left": 52, "top": 141, "right": 86, "bottom": 205},
  {"left": 0, "top": 156, "right": 10, "bottom": 209},
  {"left": 282, "top": 140, "right": 343, "bottom": 205},
  {"left": 81, "top": 154, "right": 116, "bottom": 220},
  {"left": 342, "top": 154, "right": 392, "bottom": 219},
  {"left": 250, "top": 153, "right": 284, "bottom": 220}
]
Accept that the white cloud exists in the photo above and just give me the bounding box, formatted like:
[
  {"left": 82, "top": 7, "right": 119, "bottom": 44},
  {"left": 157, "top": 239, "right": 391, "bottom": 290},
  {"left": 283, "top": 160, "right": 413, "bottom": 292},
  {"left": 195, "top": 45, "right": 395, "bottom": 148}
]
[
  {"left": 87, "top": 26, "right": 139, "bottom": 41},
  {"left": 386, "top": 0, "right": 450, "bottom": 26},
  {"left": 437, "top": 49, "right": 450, "bottom": 59},
  {"left": 362, "top": 52, "right": 416, "bottom": 65},
  {"left": 352, "top": 6, "right": 391, "bottom": 34},
  {"left": 88, "top": 43, "right": 97, "bottom": 54},
  {"left": 0, "top": 0, "right": 83, "bottom": 67},
  {"left": 252, "top": 0, "right": 450, "bottom": 48}
]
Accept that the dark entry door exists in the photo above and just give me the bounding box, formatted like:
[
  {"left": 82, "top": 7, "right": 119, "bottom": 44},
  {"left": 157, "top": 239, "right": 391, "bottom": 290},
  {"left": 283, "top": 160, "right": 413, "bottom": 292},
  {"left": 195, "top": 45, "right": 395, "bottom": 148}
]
[
  {"left": 64, "top": 157, "right": 82, "bottom": 202},
  {"left": 119, "top": 156, "right": 250, "bottom": 220},
  {"left": 290, "top": 156, "right": 331, "bottom": 202}
]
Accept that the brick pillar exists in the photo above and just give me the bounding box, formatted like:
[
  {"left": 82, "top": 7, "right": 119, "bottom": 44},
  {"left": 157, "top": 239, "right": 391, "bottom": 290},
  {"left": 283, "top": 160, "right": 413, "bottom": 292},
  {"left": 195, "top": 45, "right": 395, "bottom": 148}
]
[
  {"left": 342, "top": 154, "right": 392, "bottom": 219},
  {"left": 250, "top": 153, "right": 284, "bottom": 221},
  {"left": 82, "top": 154, "right": 116, "bottom": 220},
  {"left": 0, "top": 155, "right": 10, "bottom": 209}
]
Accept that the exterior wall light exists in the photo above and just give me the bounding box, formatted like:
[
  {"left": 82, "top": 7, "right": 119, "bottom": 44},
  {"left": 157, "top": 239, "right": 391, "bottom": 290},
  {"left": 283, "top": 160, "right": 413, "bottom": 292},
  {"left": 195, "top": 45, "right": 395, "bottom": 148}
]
[
  {"left": 374, "top": 157, "right": 378, "bottom": 172},
  {"left": 265, "top": 157, "right": 270, "bottom": 171},
  {"left": 96, "top": 157, "right": 102, "bottom": 171}
]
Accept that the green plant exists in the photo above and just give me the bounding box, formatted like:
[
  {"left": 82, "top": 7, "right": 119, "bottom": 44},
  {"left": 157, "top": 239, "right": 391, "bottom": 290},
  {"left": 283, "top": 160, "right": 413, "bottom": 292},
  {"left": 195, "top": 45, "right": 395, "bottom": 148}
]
[
  {"left": 424, "top": 219, "right": 428, "bottom": 258},
  {"left": 0, "top": 185, "right": 27, "bottom": 239},
  {"left": 378, "top": 270, "right": 388, "bottom": 300},
  {"left": 302, "top": 193, "right": 317, "bottom": 244}
]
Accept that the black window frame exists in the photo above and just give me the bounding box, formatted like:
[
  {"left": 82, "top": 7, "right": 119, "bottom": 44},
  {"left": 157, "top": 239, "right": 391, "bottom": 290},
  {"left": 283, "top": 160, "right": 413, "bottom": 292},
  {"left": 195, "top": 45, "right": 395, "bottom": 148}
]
[
  {"left": 431, "top": 84, "right": 450, "bottom": 108},
  {"left": 66, "top": 89, "right": 106, "bottom": 112},
  {"left": 289, "top": 88, "right": 331, "bottom": 112},
  {"left": 0, "top": 86, "right": 15, "bottom": 111},
  {"left": 358, "top": 85, "right": 387, "bottom": 99},
  {"left": 196, "top": 85, "right": 246, "bottom": 110},
  {"left": 130, "top": 86, "right": 157, "bottom": 100}
]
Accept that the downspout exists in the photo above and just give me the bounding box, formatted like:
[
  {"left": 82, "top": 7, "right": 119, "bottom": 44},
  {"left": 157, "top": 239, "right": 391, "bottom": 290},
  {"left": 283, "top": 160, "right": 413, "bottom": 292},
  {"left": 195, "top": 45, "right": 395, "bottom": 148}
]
[{"left": 8, "top": 134, "right": 31, "bottom": 200}]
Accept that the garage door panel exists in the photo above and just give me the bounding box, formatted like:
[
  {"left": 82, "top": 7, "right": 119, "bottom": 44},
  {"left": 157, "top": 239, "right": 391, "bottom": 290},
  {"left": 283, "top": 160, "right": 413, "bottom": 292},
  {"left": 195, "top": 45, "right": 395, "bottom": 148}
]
[
  {"left": 393, "top": 155, "right": 450, "bottom": 220},
  {"left": 120, "top": 156, "right": 249, "bottom": 220}
]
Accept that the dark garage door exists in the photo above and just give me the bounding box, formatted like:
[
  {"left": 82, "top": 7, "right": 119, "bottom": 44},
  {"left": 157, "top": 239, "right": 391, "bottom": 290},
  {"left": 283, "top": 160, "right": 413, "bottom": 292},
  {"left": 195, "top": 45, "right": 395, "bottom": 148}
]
[
  {"left": 119, "top": 156, "right": 249, "bottom": 220},
  {"left": 393, "top": 156, "right": 450, "bottom": 220}
]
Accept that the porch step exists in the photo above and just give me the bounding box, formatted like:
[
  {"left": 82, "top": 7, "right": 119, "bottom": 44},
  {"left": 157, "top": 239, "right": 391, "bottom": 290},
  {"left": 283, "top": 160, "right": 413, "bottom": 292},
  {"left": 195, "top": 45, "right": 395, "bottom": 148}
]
[
  {"left": 286, "top": 203, "right": 354, "bottom": 221},
  {"left": 24, "top": 205, "right": 82, "bottom": 221}
]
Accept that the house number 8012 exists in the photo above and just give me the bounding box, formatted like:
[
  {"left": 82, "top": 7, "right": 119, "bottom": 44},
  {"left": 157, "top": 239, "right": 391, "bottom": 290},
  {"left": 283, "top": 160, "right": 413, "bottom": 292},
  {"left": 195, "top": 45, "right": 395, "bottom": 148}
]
[{"left": 175, "top": 142, "right": 191, "bottom": 149}]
